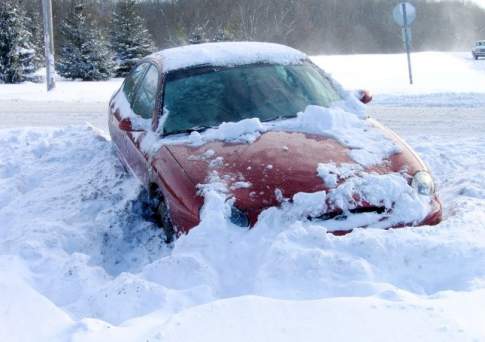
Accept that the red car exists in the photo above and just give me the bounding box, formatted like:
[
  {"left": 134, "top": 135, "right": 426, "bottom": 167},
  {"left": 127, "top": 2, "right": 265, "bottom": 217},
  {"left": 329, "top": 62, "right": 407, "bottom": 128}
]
[{"left": 109, "top": 42, "right": 441, "bottom": 241}]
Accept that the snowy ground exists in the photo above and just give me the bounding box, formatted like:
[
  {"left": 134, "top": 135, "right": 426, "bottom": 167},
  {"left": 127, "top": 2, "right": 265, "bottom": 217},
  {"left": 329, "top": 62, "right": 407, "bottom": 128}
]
[{"left": 1, "top": 52, "right": 485, "bottom": 341}]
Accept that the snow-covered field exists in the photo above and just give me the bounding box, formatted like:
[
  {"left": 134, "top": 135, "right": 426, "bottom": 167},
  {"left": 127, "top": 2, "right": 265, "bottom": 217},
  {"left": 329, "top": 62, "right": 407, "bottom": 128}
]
[
  {"left": 1, "top": 52, "right": 485, "bottom": 341},
  {"left": 314, "top": 51, "right": 485, "bottom": 107}
]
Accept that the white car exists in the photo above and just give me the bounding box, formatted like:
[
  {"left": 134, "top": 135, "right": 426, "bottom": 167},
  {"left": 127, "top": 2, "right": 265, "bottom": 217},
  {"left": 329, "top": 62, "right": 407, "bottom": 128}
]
[{"left": 472, "top": 41, "right": 485, "bottom": 60}]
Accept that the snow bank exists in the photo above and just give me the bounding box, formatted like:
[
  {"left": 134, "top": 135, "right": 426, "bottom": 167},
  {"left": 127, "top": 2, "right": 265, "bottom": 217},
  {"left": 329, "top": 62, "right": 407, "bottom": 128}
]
[
  {"left": 312, "top": 52, "right": 485, "bottom": 107},
  {"left": 0, "top": 79, "right": 122, "bottom": 103},
  {"left": 0, "top": 256, "right": 73, "bottom": 342},
  {"left": 130, "top": 294, "right": 481, "bottom": 342},
  {"left": 151, "top": 42, "right": 307, "bottom": 72},
  {"left": 2, "top": 125, "right": 485, "bottom": 341}
]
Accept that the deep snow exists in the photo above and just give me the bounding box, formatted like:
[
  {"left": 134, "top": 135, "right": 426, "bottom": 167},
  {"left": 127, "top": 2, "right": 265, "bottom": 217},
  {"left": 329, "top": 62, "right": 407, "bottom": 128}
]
[
  {"left": 313, "top": 51, "right": 485, "bottom": 107},
  {"left": 1, "top": 52, "right": 485, "bottom": 341},
  {"left": 2, "top": 125, "right": 485, "bottom": 341}
]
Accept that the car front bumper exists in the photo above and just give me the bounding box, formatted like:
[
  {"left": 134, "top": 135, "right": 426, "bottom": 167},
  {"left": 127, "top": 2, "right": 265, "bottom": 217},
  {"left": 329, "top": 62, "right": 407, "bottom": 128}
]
[{"left": 327, "top": 195, "right": 442, "bottom": 236}]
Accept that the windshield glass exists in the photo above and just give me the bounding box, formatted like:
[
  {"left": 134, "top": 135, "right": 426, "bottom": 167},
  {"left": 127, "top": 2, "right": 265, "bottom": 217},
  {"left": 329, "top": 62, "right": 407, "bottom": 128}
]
[{"left": 161, "top": 62, "right": 342, "bottom": 135}]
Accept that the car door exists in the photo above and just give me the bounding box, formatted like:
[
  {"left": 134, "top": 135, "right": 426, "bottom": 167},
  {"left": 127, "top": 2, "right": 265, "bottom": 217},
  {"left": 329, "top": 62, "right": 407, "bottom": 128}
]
[{"left": 110, "top": 63, "right": 160, "bottom": 186}]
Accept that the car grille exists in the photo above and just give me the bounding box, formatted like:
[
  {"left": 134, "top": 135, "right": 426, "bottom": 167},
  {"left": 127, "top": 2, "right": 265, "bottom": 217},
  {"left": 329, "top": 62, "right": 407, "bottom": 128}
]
[{"left": 314, "top": 206, "right": 387, "bottom": 222}]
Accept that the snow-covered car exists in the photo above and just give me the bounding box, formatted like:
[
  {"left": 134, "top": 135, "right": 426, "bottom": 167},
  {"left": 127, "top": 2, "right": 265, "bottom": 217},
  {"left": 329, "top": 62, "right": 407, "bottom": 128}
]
[
  {"left": 472, "top": 41, "right": 485, "bottom": 60},
  {"left": 108, "top": 42, "right": 442, "bottom": 240}
]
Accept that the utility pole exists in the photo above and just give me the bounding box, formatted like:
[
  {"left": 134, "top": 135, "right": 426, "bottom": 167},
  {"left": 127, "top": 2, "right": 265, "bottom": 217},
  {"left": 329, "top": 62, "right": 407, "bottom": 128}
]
[{"left": 42, "top": 0, "right": 56, "bottom": 91}]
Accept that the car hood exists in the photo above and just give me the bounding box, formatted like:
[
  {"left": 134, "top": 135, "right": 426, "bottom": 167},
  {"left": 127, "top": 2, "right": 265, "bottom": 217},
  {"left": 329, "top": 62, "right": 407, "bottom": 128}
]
[{"left": 164, "top": 118, "right": 427, "bottom": 215}]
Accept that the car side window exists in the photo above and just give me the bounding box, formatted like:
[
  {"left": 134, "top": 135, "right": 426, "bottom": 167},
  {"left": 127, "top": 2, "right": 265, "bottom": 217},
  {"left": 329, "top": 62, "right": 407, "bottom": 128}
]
[
  {"left": 132, "top": 65, "right": 159, "bottom": 120},
  {"left": 122, "top": 63, "right": 149, "bottom": 104}
]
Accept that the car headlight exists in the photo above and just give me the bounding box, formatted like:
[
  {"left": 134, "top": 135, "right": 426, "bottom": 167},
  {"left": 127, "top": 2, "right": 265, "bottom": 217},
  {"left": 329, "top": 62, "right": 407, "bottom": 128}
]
[
  {"left": 412, "top": 171, "right": 435, "bottom": 196},
  {"left": 229, "top": 206, "right": 250, "bottom": 228}
]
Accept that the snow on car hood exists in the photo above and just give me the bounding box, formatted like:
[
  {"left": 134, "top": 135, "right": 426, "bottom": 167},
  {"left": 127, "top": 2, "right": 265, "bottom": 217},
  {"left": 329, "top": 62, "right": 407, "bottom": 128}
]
[
  {"left": 155, "top": 105, "right": 400, "bottom": 167},
  {"left": 161, "top": 104, "right": 414, "bottom": 190}
]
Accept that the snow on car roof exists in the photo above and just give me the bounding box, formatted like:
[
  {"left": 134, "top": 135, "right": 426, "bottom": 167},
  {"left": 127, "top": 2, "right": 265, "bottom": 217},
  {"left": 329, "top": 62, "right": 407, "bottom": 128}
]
[{"left": 150, "top": 42, "right": 308, "bottom": 72}]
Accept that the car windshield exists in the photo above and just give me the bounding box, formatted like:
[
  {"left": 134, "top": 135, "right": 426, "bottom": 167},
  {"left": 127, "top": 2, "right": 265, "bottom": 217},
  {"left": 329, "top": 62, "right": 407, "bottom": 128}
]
[{"left": 161, "top": 62, "right": 342, "bottom": 135}]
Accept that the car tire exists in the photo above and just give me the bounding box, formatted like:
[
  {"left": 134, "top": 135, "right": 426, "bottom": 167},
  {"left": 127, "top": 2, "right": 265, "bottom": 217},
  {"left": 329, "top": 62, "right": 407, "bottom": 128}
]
[
  {"left": 474, "top": 54, "right": 478, "bottom": 60},
  {"left": 152, "top": 191, "right": 176, "bottom": 243}
]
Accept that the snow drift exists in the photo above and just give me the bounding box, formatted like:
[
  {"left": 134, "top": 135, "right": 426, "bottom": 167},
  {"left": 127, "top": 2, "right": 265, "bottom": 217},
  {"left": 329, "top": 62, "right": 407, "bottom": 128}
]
[{"left": 1, "top": 125, "right": 485, "bottom": 341}]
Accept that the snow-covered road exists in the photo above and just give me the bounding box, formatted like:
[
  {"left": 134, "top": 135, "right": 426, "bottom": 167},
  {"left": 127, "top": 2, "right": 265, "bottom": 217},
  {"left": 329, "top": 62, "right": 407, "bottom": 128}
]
[
  {"left": 2, "top": 101, "right": 482, "bottom": 138},
  {"left": 1, "top": 52, "right": 485, "bottom": 341}
]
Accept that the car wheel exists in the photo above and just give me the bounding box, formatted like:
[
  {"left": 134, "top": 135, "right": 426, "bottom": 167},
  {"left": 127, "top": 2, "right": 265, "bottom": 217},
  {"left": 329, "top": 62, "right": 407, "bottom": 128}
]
[
  {"left": 155, "top": 194, "right": 176, "bottom": 243},
  {"left": 474, "top": 54, "right": 478, "bottom": 60}
]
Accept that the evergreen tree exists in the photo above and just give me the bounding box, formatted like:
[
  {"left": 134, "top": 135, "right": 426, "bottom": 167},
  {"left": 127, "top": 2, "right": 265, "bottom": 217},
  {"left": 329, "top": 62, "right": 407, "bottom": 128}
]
[
  {"left": 57, "top": 3, "right": 114, "bottom": 81},
  {"left": 111, "top": 0, "right": 155, "bottom": 77},
  {"left": 0, "top": 0, "right": 37, "bottom": 83},
  {"left": 23, "top": 0, "right": 45, "bottom": 69}
]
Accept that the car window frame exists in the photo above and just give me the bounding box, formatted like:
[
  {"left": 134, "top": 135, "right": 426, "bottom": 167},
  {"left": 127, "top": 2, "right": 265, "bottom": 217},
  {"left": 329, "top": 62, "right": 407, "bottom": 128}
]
[
  {"left": 131, "top": 64, "right": 161, "bottom": 122},
  {"left": 124, "top": 60, "right": 164, "bottom": 132},
  {"left": 121, "top": 62, "right": 150, "bottom": 106}
]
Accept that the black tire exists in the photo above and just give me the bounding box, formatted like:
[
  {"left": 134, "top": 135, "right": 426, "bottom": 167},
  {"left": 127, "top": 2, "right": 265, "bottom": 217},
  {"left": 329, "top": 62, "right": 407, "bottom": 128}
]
[
  {"left": 156, "top": 197, "right": 176, "bottom": 243},
  {"left": 148, "top": 186, "right": 175, "bottom": 243},
  {"left": 474, "top": 54, "right": 478, "bottom": 60}
]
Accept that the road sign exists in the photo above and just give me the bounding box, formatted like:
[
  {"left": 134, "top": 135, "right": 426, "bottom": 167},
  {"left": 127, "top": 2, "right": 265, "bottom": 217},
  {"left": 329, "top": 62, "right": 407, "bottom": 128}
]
[
  {"left": 393, "top": 2, "right": 415, "bottom": 85},
  {"left": 393, "top": 2, "right": 416, "bottom": 27}
]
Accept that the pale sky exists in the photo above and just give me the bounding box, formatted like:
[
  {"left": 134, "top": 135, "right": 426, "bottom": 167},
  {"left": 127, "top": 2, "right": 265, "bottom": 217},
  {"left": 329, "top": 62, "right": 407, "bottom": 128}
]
[
  {"left": 435, "top": 0, "right": 485, "bottom": 8},
  {"left": 462, "top": 0, "right": 485, "bottom": 8},
  {"left": 436, "top": 0, "right": 485, "bottom": 8}
]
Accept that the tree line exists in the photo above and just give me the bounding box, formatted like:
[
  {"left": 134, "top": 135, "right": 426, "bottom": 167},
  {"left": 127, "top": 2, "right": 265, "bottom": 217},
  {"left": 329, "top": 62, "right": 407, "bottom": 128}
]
[
  {"left": 1, "top": 0, "right": 485, "bottom": 83},
  {"left": 52, "top": 0, "right": 485, "bottom": 54},
  {"left": 1, "top": 0, "right": 154, "bottom": 82}
]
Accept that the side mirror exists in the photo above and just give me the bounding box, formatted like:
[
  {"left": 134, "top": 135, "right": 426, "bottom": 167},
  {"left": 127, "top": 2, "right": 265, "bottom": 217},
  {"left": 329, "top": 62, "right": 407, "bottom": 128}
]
[
  {"left": 357, "top": 89, "right": 373, "bottom": 104},
  {"left": 119, "top": 118, "right": 133, "bottom": 131}
]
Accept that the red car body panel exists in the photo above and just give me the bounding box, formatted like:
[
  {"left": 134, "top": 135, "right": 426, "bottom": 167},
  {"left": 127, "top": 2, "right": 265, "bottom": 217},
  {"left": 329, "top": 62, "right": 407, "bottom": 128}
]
[
  {"left": 108, "top": 56, "right": 442, "bottom": 236},
  {"left": 165, "top": 127, "right": 442, "bottom": 230},
  {"left": 109, "top": 102, "right": 202, "bottom": 230}
]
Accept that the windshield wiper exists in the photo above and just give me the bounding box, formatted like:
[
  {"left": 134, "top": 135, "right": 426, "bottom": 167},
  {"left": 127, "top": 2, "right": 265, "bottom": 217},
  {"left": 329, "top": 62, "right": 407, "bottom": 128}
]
[
  {"left": 169, "top": 125, "right": 213, "bottom": 135},
  {"left": 261, "top": 114, "right": 297, "bottom": 123}
]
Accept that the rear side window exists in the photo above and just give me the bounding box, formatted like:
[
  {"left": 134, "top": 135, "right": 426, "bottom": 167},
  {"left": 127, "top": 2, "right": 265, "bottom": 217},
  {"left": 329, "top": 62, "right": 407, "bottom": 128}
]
[
  {"left": 132, "top": 65, "right": 160, "bottom": 119},
  {"left": 122, "top": 63, "right": 149, "bottom": 104}
]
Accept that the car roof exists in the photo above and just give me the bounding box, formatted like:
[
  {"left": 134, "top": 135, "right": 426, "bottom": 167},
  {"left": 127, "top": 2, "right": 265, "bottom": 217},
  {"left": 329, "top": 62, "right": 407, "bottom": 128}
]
[{"left": 146, "top": 42, "right": 307, "bottom": 73}]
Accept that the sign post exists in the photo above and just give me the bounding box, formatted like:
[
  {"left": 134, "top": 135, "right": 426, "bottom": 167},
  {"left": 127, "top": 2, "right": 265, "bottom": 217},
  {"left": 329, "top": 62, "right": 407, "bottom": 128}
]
[
  {"left": 393, "top": 2, "right": 416, "bottom": 85},
  {"left": 42, "top": 0, "right": 56, "bottom": 91}
]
